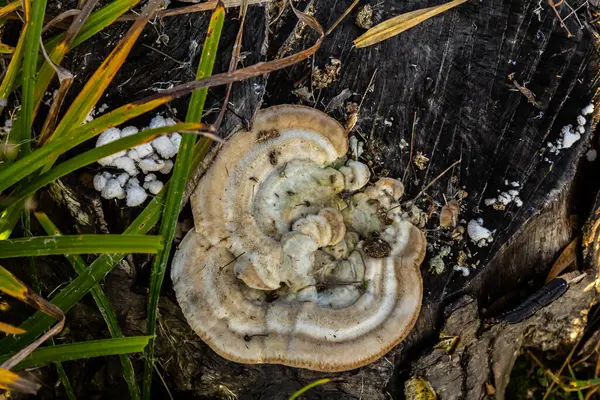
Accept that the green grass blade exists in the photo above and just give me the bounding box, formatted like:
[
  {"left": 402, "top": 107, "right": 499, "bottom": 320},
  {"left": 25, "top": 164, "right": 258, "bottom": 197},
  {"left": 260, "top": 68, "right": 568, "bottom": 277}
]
[
  {"left": 0, "top": 192, "right": 164, "bottom": 355},
  {"left": 0, "top": 43, "right": 14, "bottom": 54},
  {"left": 1, "top": 122, "right": 204, "bottom": 209},
  {"left": 0, "top": 1, "right": 20, "bottom": 19},
  {"left": 5, "top": 0, "right": 140, "bottom": 147},
  {"left": 17, "top": 0, "right": 47, "bottom": 154},
  {"left": 0, "top": 125, "right": 216, "bottom": 360},
  {"left": 288, "top": 379, "right": 335, "bottom": 400},
  {"left": 48, "top": 0, "right": 163, "bottom": 144},
  {"left": 21, "top": 211, "right": 40, "bottom": 293},
  {"left": 32, "top": 0, "right": 131, "bottom": 117},
  {"left": 34, "top": 211, "right": 140, "bottom": 400},
  {"left": 0, "top": 235, "right": 163, "bottom": 258},
  {"left": 0, "top": 16, "right": 26, "bottom": 109},
  {"left": 52, "top": 343, "right": 76, "bottom": 400},
  {"left": 142, "top": 3, "right": 225, "bottom": 398},
  {"left": 9, "top": 336, "right": 152, "bottom": 369},
  {"left": 0, "top": 201, "right": 24, "bottom": 240}
]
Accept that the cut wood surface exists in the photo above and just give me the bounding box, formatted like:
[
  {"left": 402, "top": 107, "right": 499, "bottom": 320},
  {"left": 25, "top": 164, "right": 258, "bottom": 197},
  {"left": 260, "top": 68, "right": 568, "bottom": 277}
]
[{"left": 47, "top": 0, "right": 600, "bottom": 398}]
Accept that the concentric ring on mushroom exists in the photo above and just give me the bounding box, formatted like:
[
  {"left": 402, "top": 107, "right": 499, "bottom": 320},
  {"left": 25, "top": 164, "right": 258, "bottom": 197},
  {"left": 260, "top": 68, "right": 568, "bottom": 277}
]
[{"left": 172, "top": 105, "right": 426, "bottom": 372}]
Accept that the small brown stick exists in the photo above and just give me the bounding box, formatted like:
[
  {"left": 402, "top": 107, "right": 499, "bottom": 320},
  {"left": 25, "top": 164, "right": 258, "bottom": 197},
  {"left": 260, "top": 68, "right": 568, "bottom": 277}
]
[
  {"left": 413, "top": 159, "right": 461, "bottom": 201},
  {"left": 548, "top": 0, "right": 573, "bottom": 37},
  {"left": 403, "top": 111, "right": 417, "bottom": 183},
  {"left": 541, "top": 342, "right": 580, "bottom": 398},
  {"left": 118, "top": 0, "right": 271, "bottom": 21},
  {"left": 214, "top": 0, "right": 249, "bottom": 132},
  {"left": 326, "top": 0, "right": 360, "bottom": 36},
  {"left": 346, "top": 69, "right": 377, "bottom": 133},
  {"left": 38, "top": 39, "right": 74, "bottom": 145},
  {"left": 142, "top": 43, "right": 186, "bottom": 66},
  {"left": 41, "top": 9, "right": 80, "bottom": 34},
  {"left": 0, "top": 290, "right": 65, "bottom": 371}
]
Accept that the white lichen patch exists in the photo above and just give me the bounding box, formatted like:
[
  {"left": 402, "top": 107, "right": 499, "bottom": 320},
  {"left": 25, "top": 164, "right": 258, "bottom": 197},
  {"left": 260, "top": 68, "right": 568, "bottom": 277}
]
[{"left": 429, "top": 246, "right": 451, "bottom": 274}]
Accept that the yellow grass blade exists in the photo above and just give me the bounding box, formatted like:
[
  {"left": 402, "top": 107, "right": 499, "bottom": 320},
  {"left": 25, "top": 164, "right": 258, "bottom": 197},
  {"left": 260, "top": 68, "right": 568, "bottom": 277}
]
[
  {"left": 48, "top": 0, "right": 163, "bottom": 143},
  {"left": 0, "top": 368, "right": 40, "bottom": 395},
  {"left": 0, "top": 1, "right": 21, "bottom": 19},
  {"left": 0, "top": 265, "right": 28, "bottom": 300},
  {"left": 0, "top": 44, "right": 14, "bottom": 54},
  {"left": 0, "top": 322, "right": 26, "bottom": 335},
  {"left": 353, "top": 0, "right": 467, "bottom": 48}
]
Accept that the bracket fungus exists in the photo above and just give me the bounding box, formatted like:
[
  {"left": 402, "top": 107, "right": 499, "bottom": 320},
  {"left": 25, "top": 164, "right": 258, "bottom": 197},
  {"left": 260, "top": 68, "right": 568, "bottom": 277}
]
[{"left": 172, "top": 105, "right": 426, "bottom": 372}]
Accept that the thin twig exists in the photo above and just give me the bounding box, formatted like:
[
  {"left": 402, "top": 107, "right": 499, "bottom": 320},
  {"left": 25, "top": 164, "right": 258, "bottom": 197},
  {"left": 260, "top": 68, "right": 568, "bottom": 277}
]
[
  {"left": 542, "top": 326, "right": 585, "bottom": 399},
  {"left": 142, "top": 44, "right": 186, "bottom": 66},
  {"left": 548, "top": 0, "right": 573, "bottom": 37},
  {"left": 413, "top": 159, "right": 461, "bottom": 201},
  {"left": 214, "top": 0, "right": 249, "bottom": 132},
  {"left": 403, "top": 111, "right": 417, "bottom": 183},
  {"left": 41, "top": 9, "right": 80, "bottom": 34},
  {"left": 118, "top": 0, "right": 271, "bottom": 21},
  {"left": 326, "top": 0, "right": 360, "bottom": 36}
]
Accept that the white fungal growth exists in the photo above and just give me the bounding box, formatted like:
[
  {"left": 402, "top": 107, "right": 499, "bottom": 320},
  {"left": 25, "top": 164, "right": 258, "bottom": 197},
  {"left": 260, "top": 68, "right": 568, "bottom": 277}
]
[
  {"left": 125, "top": 178, "right": 147, "bottom": 207},
  {"left": 467, "top": 218, "right": 493, "bottom": 247},
  {"left": 582, "top": 104, "right": 594, "bottom": 115},
  {"left": 484, "top": 198, "right": 497, "bottom": 206},
  {"left": 586, "top": 149, "right": 597, "bottom": 162},
  {"left": 561, "top": 125, "right": 581, "bottom": 149},
  {"left": 143, "top": 174, "right": 164, "bottom": 195},
  {"left": 497, "top": 192, "right": 512, "bottom": 205},
  {"left": 139, "top": 157, "right": 165, "bottom": 174},
  {"left": 149, "top": 115, "right": 167, "bottom": 129},
  {"left": 93, "top": 172, "right": 111, "bottom": 192},
  {"left": 349, "top": 136, "right": 364, "bottom": 159},
  {"left": 170, "top": 133, "right": 182, "bottom": 150},
  {"left": 93, "top": 113, "right": 182, "bottom": 207},
  {"left": 514, "top": 197, "right": 523, "bottom": 207},
  {"left": 101, "top": 179, "right": 125, "bottom": 200},
  {"left": 577, "top": 115, "right": 587, "bottom": 126},
  {"left": 151, "top": 136, "right": 178, "bottom": 159},
  {"left": 159, "top": 159, "right": 174, "bottom": 174},
  {"left": 113, "top": 156, "right": 137, "bottom": 176},
  {"left": 453, "top": 265, "right": 470, "bottom": 276},
  {"left": 116, "top": 172, "right": 130, "bottom": 187},
  {"left": 96, "top": 128, "right": 126, "bottom": 165}
]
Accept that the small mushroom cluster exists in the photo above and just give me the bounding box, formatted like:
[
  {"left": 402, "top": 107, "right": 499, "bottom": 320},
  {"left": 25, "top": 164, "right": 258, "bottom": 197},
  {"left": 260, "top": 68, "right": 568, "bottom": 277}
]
[
  {"left": 92, "top": 115, "right": 179, "bottom": 206},
  {"left": 172, "top": 105, "right": 426, "bottom": 371}
]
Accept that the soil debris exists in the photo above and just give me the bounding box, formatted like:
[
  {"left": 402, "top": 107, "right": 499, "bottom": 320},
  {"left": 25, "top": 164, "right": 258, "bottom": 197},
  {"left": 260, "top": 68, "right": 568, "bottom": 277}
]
[
  {"left": 312, "top": 58, "right": 342, "bottom": 89},
  {"left": 355, "top": 4, "right": 374, "bottom": 29},
  {"left": 413, "top": 151, "right": 430, "bottom": 170}
]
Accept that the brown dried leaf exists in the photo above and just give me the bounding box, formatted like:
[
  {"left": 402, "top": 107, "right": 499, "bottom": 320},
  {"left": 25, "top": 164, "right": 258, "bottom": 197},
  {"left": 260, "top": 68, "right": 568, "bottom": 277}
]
[
  {"left": 128, "top": 4, "right": 324, "bottom": 110},
  {"left": 545, "top": 237, "right": 579, "bottom": 284},
  {"left": 439, "top": 199, "right": 460, "bottom": 228},
  {"left": 353, "top": 0, "right": 467, "bottom": 48},
  {"left": 0, "top": 265, "right": 65, "bottom": 382}
]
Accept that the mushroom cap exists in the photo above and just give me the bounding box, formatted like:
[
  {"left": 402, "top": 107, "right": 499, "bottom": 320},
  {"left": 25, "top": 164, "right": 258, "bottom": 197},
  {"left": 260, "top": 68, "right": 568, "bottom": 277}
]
[
  {"left": 172, "top": 220, "right": 425, "bottom": 372},
  {"left": 173, "top": 105, "right": 425, "bottom": 372}
]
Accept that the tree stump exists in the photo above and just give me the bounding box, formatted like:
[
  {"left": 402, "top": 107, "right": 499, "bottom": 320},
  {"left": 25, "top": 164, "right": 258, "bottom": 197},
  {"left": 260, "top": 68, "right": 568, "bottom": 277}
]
[{"left": 41, "top": 0, "right": 600, "bottom": 398}]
